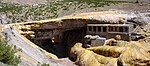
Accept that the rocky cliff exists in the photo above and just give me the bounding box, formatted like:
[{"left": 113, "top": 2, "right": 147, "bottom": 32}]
[{"left": 1, "top": 10, "right": 150, "bottom": 66}]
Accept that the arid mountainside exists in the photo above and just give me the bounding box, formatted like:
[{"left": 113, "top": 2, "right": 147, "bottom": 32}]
[
  {"left": 1, "top": 0, "right": 150, "bottom": 5},
  {"left": 0, "top": 0, "right": 149, "bottom": 24}
]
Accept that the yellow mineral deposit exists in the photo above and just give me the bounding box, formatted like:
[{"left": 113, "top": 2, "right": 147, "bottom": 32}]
[{"left": 70, "top": 40, "right": 150, "bottom": 66}]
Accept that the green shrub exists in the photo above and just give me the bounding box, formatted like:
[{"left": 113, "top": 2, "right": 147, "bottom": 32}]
[
  {"left": 0, "top": 36, "right": 20, "bottom": 66},
  {"left": 41, "top": 63, "right": 50, "bottom": 66}
]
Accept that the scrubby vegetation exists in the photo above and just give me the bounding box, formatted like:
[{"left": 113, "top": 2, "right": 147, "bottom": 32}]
[
  {"left": 0, "top": 0, "right": 127, "bottom": 23},
  {"left": 41, "top": 63, "right": 50, "bottom": 66},
  {"left": 0, "top": 35, "right": 20, "bottom": 66}
]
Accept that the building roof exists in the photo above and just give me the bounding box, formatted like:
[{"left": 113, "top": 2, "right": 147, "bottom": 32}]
[{"left": 87, "top": 24, "right": 131, "bottom": 27}]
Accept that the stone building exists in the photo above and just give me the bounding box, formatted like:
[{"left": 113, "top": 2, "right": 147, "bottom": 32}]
[{"left": 87, "top": 24, "right": 133, "bottom": 41}]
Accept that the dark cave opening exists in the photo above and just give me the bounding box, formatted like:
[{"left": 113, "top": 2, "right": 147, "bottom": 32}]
[
  {"left": 62, "top": 27, "right": 86, "bottom": 58},
  {"left": 30, "top": 27, "right": 86, "bottom": 58}
]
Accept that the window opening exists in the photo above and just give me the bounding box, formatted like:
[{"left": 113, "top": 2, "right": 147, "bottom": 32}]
[
  {"left": 103, "top": 27, "right": 107, "bottom": 32},
  {"left": 124, "top": 27, "right": 128, "bottom": 32},
  {"left": 115, "top": 27, "right": 117, "bottom": 31},
  {"left": 93, "top": 26, "right": 96, "bottom": 31},
  {"left": 98, "top": 26, "right": 101, "bottom": 32},
  {"left": 109, "top": 27, "right": 113, "bottom": 31},
  {"left": 133, "top": 24, "right": 136, "bottom": 28},
  {"left": 88, "top": 26, "right": 92, "bottom": 31},
  {"left": 119, "top": 27, "right": 123, "bottom": 32}
]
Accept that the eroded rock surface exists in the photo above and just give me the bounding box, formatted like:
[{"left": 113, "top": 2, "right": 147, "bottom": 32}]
[
  {"left": 70, "top": 40, "right": 150, "bottom": 66},
  {"left": 1, "top": 10, "right": 150, "bottom": 66}
]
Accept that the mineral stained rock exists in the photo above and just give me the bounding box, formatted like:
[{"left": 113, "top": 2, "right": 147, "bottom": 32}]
[
  {"left": 70, "top": 43, "right": 118, "bottom": 66},
  {"left": 1, "top": 10, "right": 150, "bottom": 66},
  {"left": 70, "top": 40, "right": 150, "bottom": 66}
]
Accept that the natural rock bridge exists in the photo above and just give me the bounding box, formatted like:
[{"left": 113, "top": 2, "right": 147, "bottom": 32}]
[{"left": 1, "top": 10, "right": 150, "bottom": 66}]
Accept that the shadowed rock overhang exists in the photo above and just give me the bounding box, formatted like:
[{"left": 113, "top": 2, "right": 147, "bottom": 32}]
[{"left": 1, "top": 10, "right": 150, "bottom": 65}]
